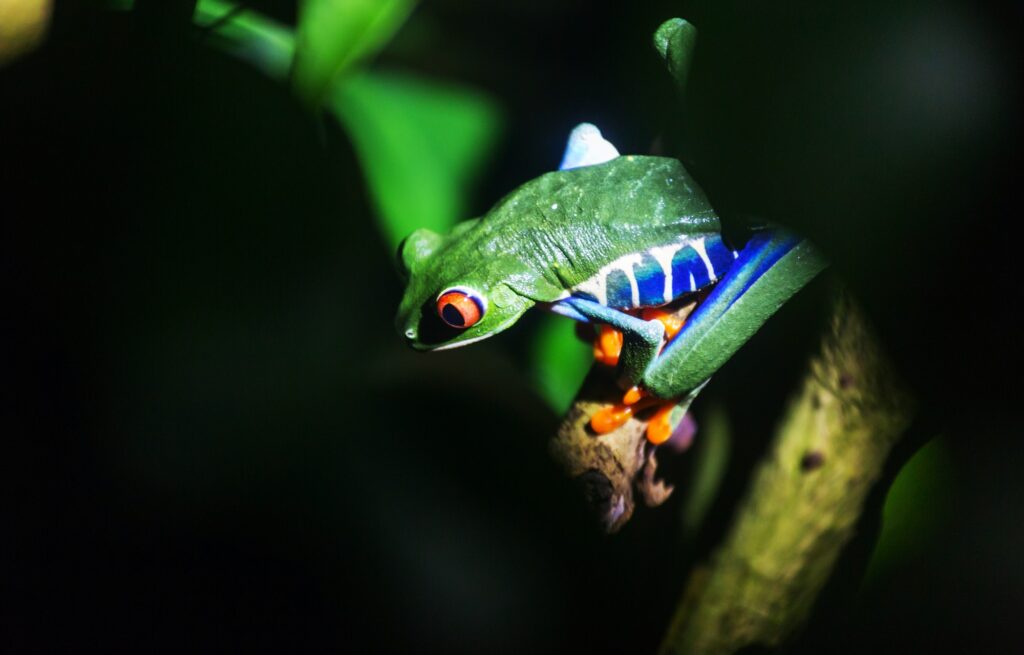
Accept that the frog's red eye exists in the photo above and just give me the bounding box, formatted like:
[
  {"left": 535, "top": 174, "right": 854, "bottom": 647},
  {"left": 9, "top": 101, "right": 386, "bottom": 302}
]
[{"left": 436, "top": 289, "right": 485, "bottom": 329}]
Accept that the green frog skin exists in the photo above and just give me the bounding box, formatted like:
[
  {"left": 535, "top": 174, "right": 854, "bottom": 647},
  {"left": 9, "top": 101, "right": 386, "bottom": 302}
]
[{"left": 396, "top": 124, "right": 826, "bottom": 442}]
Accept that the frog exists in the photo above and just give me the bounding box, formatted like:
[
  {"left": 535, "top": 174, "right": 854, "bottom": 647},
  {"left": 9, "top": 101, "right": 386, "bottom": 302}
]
[{"left": 395, "top": 123, "right": 826, "bottom": 444}]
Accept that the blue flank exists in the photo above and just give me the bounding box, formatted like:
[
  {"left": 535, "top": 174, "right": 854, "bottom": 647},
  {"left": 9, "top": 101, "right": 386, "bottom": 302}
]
[
  {"left": 707, "top": 238, "right": 737, "bottom": 277},
  {"left": 634, "top": 253, "right": 667, "bottom": 306},
  {"left": 660, "top": 229, "right": 801, "bottom": 354},
  {"left": 605, "top": 269, "right": 633, "bottom": 308},
  {"left": 668, "top": 235, "right": 733, "bottom": 300},
  {"left": 726, "top": 231, "right": 800, "bottom": 308},
  {"left": 563, "top": 235, "right": 739, "bottom": 312},
  {"left": 672, "top": 245, "right": 709, "bottom": 296}
]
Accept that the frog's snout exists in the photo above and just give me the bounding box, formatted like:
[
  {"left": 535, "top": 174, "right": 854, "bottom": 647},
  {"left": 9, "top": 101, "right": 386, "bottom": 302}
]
[
  {"left": 400, "top": 319, "right": 431, "bottom": 351},
  {"left": 395, "top": 310, "right": 418, "bottom": 346}
]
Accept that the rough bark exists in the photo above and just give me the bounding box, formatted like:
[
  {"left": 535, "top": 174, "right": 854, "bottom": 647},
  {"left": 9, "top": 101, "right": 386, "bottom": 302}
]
[
  {"left": 550, "top": 300, "right": 697, "bottom": 533},
  {"left": 658, "top": 295, "right": 914, "bottom": 654}
]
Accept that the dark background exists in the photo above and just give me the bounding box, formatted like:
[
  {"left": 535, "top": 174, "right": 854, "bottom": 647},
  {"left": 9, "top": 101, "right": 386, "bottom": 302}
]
[{"left": 3, "top": 1, "right": 1022, "bottom": 652}]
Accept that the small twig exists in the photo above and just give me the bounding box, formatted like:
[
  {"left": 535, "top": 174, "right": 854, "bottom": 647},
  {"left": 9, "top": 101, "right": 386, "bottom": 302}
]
[{"left": 550, "top": 301, "right": 697, "bottom": 533}]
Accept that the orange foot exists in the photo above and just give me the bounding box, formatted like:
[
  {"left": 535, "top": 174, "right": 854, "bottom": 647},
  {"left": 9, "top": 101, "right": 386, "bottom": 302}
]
[
  {"left": 591, "top": 308, "right": 687, "bottom": 368},
  {"left": 588, "top": 307, "right": 687, "bottom": 443},
  {"left": 640, "top": 307, "right": 686, "bottom": 341},
  {"left": 592, "top": 324, "right": 623, "bottom": 366},
  {"left": 590, "top": 397, "right": 678, "bottom": 444},
  {"left": 645, "top": 402, "right": 676, "bottom": 445}
]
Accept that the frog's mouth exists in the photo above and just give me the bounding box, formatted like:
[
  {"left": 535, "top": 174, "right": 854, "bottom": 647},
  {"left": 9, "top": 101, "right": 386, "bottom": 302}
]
[{"left": 428, "top": 332, "right": 499, "bottom": 351}]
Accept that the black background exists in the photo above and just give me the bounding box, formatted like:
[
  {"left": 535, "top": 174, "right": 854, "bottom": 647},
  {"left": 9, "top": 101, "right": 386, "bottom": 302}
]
[{"left": 3, "top": 1, "right": 1022, "bottom": 652}]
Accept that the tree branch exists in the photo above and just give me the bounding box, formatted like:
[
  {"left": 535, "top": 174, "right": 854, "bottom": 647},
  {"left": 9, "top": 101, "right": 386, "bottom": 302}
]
[
  {"left": 658, "top": 295, "right": 914, "bottom": 654},
  {"left": 549, "top": 300, "right": 698, "bottom": 533}
]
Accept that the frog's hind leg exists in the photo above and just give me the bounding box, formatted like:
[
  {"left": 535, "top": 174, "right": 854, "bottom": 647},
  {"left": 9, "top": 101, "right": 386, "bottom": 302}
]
[
  {"left": 642, "top": 229, "right": 827, "bottom": 399},
  {"left": 554, "top": 296, "right": 698, "bottom": 441}
]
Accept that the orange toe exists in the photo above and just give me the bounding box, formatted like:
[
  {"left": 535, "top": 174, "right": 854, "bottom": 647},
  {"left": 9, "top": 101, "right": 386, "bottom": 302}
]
[
  {"left": 592, "top": 324, "right": 623, "bottom": 366},
  {"left": 591, "top": 404, "right": 633, "bottom": 434},
  {"left": 646, "top": 403, "right": 676, "bottom": 445},
  {"left": 622, "top": 385, "right": 646, "bottom": 405},
  {"left": 641, "top": 307, "right": 686, "bottom": 341}
]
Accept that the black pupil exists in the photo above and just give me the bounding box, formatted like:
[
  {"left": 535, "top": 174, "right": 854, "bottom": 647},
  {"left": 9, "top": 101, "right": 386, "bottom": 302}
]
[{"left": 441, "top": 303, "right": 465, "bottom": 327}]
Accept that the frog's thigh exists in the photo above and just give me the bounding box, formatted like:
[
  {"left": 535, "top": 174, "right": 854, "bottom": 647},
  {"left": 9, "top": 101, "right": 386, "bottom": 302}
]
[
  {"left": 641, "top": 346, "right": 706, "bottom": 398},
  {"left": 643, "top": 231, "right": 825, "bottom": 398}
]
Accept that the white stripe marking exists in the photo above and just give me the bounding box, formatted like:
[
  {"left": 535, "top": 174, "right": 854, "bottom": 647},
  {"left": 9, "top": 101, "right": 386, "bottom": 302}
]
[
  {"left": 649, "top": 242, "right": 686, "bottom": 303},
  {"left": 574, "top": 274, "right": 607, "bottom": 306},
  {"left": 573, "top": 234, "right": 720, "bottom": 306},
  {"left": 573, "top": 252, "right": 643, "bottom": 306},
  {"left": 691, "top": 238, "right": 717, "bottom": 281},
  {"left": 621, "top": 255, "right": 643, "bottom": 307}
]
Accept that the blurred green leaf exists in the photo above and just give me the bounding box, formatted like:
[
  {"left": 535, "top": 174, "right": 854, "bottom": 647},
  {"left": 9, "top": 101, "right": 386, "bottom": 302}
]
[
  {"left": 292, "top": 0, "right": 416, "bottom": 106},
  {"left": 652, "top": 18, "right": 697, "bottom": 96},
  {"left": 861, "top": 436, "right": 954, "bottom": 590},
  {"left": 194, "top": 0, "right": 295, "bottom": 81},
  {"left": 680, "top": 402, "right": 730, "bottom": 538},
  {"left": 328, "top": 71, "right": 502, "bottom": 249},
  {"left": 529, "top": 315, "right": 591, "bottom": 414}
]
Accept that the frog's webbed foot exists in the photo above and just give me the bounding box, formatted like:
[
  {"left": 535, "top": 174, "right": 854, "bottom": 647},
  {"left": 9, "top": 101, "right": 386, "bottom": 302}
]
[
  {"left": 588, "top": 303, "right": 696, "bottom": 444},
  {"left": 592, "top": 324, "right": 623, "bottom": 367},
  {"left": 591, "top": 395, "right": 692, "bottom": 445}
]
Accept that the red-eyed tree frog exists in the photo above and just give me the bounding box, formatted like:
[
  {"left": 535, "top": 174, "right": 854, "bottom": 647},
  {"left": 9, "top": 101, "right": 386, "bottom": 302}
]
[{"left": 395, "top": 124, "right": 826, "bottom": 444}]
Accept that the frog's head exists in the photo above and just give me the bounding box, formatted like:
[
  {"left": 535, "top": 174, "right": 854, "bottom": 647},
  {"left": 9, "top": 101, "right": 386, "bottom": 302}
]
[{"left": 395, "top": 224, "right": 537, "bottom": 351}]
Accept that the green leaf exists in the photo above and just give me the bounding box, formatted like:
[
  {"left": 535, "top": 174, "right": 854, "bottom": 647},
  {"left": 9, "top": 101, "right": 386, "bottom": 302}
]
[
  {"left": 328, "top": 71, "right": 502, "bottom": 249},
  {"left": 194, "top": 0, "right": 295, "bottom": 81},
  {"left": 653, "top": 18, "right": 698, "bottom": 97},
  {"left": 292, "top": 0, "right": 416, "bottom": 106},
  {"left": 680, "top": 402, "right": 731, "bottom": 537},
  {"left": 529, "top": 315, "right": 591, "bottom": 414},
  {"left": 861, "top": 436, "right": 954, "bottom": 590}
]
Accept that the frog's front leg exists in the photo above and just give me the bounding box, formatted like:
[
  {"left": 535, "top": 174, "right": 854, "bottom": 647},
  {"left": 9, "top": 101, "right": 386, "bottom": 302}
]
[
  {"left": 557, "top": 296, "right": 688, "bottom": 443},
  {"left": 560, "top": 296, "right": 665, "bottom": 387}
]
